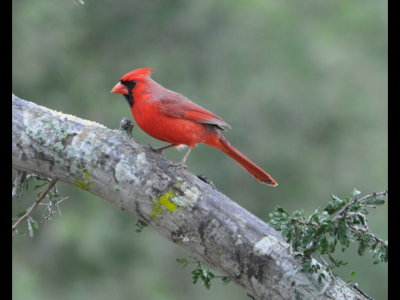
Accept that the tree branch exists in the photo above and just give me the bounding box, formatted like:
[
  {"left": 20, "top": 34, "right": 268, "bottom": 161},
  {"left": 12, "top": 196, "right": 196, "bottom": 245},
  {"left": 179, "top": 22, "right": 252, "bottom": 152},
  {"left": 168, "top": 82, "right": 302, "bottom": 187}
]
[
  {"left": 12, "top": 94, "right": 370, "bottom": 300},
  {"left": 332, "top": 191, "right": 388, "bottom": 223},
  {"left": 12, "top": 178, "right": 58, "bottom": 231},
  {"left": 12, "top": 170, "right": 27, "bottom": 198}
]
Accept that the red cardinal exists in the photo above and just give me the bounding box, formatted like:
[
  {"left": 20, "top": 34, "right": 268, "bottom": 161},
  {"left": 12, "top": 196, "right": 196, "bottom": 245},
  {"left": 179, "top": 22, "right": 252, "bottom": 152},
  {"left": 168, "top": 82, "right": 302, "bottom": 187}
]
[{"left": 111, "top": 68, "right": 278, "bottom": 186}]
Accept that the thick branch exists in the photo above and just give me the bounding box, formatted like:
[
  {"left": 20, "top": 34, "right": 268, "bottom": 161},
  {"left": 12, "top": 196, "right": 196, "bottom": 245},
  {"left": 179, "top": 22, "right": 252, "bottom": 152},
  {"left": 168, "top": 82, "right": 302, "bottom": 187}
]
[{"left": 12, "top": 95, "right": 369, "bottom": 300}]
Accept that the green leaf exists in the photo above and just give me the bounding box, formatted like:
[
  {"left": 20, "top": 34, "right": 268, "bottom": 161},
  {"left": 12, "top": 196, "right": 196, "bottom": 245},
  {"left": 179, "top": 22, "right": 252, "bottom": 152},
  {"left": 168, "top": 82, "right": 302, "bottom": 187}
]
[
  {"left": 357, "top": 240, "right": 368, "bottom": 256},
  {"left": 135, "top": 219, "right": 147, "bottom": 233},
  {"left": 222, "top": 277, "right": 233, "bottom": 285},
  {"left": 16, "top": 210, "right": 27, "bottom": 217},
  {"left": 192, "top": 269, "right": 201, "bottom": 284},
  {"left": 176, "top": 258, "right": 189, "bottom": 268},
  {"left": 268, "top": 189, "right": 387, "bottom": 277},
  {"left": 275, "top": 206, "right": 287, "bottom": 213},
  {"left": 320, "top": 237, "right": 329, "bottom": 254},
  {"left": 31, "top": 218, "right": 39, "bottom": 229},
  {"left": 202, "top": 268, "right": 209, "bottom": 279},
  {"left": 204, "top": 278, "right": 212, "bottom": 289},
  {"left": 34, "top": 181, "right": 48, "bottom": 190},
  {"left": 352, "top": 188, "right": 362, "bottom": 197},
  {"left": 318, "top": 273, "right": 325, "bottom": 284},
  {"left": 337, "top": 221, "right": 350, "bottom": 250},
  {"left": 365, "top": 198, "right": 385, "bottom": 206},
  {"left": 332, "top": 194, "right": 343, "bottom": 202}
]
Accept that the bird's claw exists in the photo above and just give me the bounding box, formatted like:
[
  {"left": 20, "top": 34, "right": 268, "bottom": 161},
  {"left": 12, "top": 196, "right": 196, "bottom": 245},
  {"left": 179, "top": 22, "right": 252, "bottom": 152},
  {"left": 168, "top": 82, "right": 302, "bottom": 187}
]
[
  {"left": 169, "top": 161, "right": 188, "bottom": 170},
  {"left": 150, "top": 146, "right": 164, "bottom": 154},
  {"left": 197, "top": 174, "right": 215, "bottom": 188},
  {"left": 151, "top": 144, "right": 177, "bottom": 154}
]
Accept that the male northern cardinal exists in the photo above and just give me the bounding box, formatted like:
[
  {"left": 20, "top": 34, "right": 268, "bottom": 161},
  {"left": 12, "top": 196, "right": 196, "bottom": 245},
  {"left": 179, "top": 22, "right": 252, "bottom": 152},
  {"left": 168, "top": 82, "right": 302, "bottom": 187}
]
[{"left": 111, "top": 68, "right": 278, "bottom": 186}]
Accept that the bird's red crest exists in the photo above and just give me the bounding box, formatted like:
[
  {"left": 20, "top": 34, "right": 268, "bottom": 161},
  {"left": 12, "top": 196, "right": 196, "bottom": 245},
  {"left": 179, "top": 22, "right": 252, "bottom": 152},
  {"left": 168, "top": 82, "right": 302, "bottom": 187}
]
[{"left": 120, "top": 68, "right": 154, "bottom": 81}]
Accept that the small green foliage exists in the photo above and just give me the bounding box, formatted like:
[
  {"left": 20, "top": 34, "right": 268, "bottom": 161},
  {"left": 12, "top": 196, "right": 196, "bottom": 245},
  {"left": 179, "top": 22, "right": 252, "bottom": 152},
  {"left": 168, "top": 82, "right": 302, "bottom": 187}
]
[
  {"left": 221, "top": 276, "right": 233, "bottom": 285},
  {"left": 269, "top": 189, "right": 388, "bottom": 277},
  {"left": 176, "top": 257, "right": 237, "bottom": 290},
  {"left": 134, "top": 219, "right": 148, "bottom": 233},
  {"left": 12, "top": 173, "right": 54, "bottom": 199},
  {"left": 176, "top": 257, "right": 189, "bottom": 267},
  {"left": 16, "top": 210, "right": 27, "bottom": 217},
  {"left": 12, "top": 172, "right": 66, "bottom": 236},
  {"left": 27, "top": 217, "right": 39, "bottom": 238},
  {"left": 41, "top": 193, "right": 68, "bottom": 223},
  {"left": 317, "top": 272, "right": 326, "bottom": 284},
  {"left": 352, "top": 188, "right": 362, "bottom": 197},
  {"left": 347, "top": 271, "right": 357, "bottom": 283},
  {"left": 13, "top": 173, "right": 49, "bottom": 198},
  {"left": 33, "top": 180, "right": 48, "bottom": 190},
  {"left": 192, "top": 266, "right": 215, "bottom": 289}
]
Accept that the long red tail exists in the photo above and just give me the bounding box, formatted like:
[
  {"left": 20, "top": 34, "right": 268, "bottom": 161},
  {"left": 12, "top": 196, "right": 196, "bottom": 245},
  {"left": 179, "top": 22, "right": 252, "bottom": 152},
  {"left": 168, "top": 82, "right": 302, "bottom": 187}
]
[{"left": 209, "top": 136, "right": 278, "bottom": 186}]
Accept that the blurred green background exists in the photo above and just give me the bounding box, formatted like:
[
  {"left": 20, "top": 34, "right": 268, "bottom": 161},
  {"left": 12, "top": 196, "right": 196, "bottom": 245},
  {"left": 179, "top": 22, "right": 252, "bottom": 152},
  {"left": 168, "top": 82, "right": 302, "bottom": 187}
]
[{"left": 12, "top": 0, "right": 387, "bottom": 299}]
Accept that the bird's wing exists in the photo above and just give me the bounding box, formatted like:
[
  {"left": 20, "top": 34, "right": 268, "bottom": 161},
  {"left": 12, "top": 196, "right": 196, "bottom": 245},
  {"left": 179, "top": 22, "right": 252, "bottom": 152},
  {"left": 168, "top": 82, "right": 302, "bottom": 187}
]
[{"left": 158, "top": 93, "right": 231, "bottom": 130}]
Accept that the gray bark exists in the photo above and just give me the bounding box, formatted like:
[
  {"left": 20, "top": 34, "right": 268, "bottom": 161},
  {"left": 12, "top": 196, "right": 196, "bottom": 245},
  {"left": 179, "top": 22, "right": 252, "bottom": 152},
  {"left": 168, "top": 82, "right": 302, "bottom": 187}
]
[{"left": 12, "top": 95, "right": 370, "bottom": 300}]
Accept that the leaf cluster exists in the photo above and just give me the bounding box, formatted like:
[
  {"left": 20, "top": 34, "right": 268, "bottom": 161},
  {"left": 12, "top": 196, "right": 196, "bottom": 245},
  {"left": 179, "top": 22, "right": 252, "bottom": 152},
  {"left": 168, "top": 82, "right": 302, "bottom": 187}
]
[
  {"left": 12, "top": 172, "right": 49, "bottom": 199},
  {"left": 269, "top": 189, "right": 387, "bottom": 275},
  {"left": 176, "top": 257, "right": 234, "bottom": 290},
  {"left": 134, "top": 219, "right": 148, "bottom": 233}
]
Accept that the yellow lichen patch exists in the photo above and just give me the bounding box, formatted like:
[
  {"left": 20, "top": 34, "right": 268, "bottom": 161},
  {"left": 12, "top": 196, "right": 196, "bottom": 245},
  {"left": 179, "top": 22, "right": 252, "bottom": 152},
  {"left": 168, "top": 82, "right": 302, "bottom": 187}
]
[
  {"left": 151, "top": 189, "right": 184, "bottom": 220},
  {"left": 74, "top": 168, "right": 93, "bottom": 191},
  {"left": 75, "top": 180, "right": 92, "bottom": 190},
  {"left": 159, "top": 190, "right": 179, "bottom": 212}
]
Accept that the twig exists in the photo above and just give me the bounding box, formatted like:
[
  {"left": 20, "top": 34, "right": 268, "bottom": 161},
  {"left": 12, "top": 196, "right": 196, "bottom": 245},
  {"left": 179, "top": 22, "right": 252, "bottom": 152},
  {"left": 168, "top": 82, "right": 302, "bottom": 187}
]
[
  {"left": 12, "top": 179, "right": 58, "bottom": 232},
  {"left": 327, "top": 253, "right": 340, "bottom": 267},
  {"left": 40, "top": 196, "right": 69, "bottom": 222},
  {"left": 12, "top": 170, "right": 27, "bottom": 198},
  {"left": 348, "top": 226, "right": 388, "bottom": 247},
  {"left": 351, "top": 284, "right": 374, "bottom": 300},
  {"left": 357, "top": 191, "right": 388, "bottom": 202},
  {"left": 332, "top": 190, "right": 388, "bottom": 222}
]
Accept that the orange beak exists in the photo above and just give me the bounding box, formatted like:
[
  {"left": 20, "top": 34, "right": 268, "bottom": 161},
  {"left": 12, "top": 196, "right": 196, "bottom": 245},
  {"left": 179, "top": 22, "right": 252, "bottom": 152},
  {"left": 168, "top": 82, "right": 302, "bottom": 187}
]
[{"left": 111, "top": 82, "right": 129, "bottom": 94}]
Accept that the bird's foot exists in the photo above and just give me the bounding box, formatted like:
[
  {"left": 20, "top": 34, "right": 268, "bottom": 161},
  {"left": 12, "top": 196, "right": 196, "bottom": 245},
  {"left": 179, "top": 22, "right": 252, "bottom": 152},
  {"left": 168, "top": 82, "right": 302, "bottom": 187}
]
[
  {"left": 150, "top": 146, "right": 163, "bottom": 154},
  {"left": 168, "top": 160, "right": 188, "bottom": 170},
  {"left": 151, "top": 144, "right": 177, "bottom": 154},
  {"left": 197, "top": 174, "right": 215, "bottom": 188}
]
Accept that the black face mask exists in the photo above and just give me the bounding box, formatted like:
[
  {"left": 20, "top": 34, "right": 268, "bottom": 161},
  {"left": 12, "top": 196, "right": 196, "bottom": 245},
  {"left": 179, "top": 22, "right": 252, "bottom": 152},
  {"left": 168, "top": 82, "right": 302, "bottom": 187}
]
[{"left": 120, "top": 80, "right": 137, "bottom": 107}]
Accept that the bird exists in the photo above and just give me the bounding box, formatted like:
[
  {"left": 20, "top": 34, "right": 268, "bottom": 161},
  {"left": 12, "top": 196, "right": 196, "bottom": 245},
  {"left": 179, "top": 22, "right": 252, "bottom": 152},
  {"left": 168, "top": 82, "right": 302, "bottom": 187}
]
[{"left": 111, "top": 68, "right": 278, "bottom": 186}]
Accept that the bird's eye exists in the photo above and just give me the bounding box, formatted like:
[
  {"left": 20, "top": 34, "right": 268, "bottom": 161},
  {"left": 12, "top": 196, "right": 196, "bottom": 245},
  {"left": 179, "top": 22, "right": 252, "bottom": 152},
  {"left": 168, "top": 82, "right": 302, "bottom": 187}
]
[{"left": 120, "top": 80, "right": 137, "bottom": 90}]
